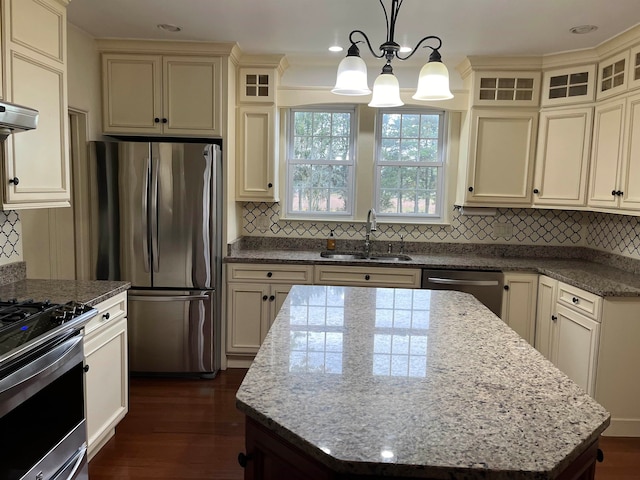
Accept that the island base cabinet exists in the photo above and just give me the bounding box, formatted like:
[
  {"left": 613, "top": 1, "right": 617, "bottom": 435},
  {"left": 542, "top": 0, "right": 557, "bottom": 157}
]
[{"left": 243, "top": 418, "right": 600, "bottom": 480}]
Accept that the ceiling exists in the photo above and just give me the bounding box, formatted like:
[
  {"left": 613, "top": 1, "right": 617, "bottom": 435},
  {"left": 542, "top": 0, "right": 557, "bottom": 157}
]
[{"left": 67, "top": 0, "right": 640, "bottom": 69}]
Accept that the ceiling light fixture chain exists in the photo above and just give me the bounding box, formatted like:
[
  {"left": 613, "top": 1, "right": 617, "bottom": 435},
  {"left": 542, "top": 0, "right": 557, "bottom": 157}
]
[{"left": 331, "top": 0, "right": 453, "bottom": 106}]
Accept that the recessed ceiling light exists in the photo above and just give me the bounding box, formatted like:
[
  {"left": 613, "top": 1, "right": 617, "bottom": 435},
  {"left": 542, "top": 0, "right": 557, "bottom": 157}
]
[
  {"left": 157, "top": 23, "right": 182, "bottom": 33},
  {"left": 569, "top": 25, "right": 598, "bottom": 35},
  {"left": 329, "top": 46, "right": 344, "bottom": 52}
]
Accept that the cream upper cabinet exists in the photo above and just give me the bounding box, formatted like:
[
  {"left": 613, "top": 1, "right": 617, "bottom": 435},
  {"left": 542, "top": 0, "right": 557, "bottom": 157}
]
[
  {"left": 235, "top": 105, "right": 279, "bottom": 202},
  {"left": 629, "top": 43, "right": 640, "bottom": 91},
  {"left": 588, "top": 92, "right": 640, "bottom": 211},
  {"left": 597, "top": 50, "right": 630, "bottom": 101},
  {"left": 588, "top": 97, "right": 626, "bottom": 208},
  {"left": 471, "top": 71, "right": 541, "bottom": 107},
  {"left": 533, "top": 107, "right": 593, "bottom": 206},
  {"left": 235, "top": 65, "right": 282, "bottom": 202},
  {"left": 1, "top": 0, "right": 70, "bottom": 209},
  {"left": 500, "top": 272, "right": 538, "bottom": 345},
  {"left": 102, "top": 53, "right": 222, "bottom": 137},
  {"left": 540, "top": 65, "right": 596, "bottom": 107},
  {"left": 458, "top": 108, "right": 538, "bottom": 206}
]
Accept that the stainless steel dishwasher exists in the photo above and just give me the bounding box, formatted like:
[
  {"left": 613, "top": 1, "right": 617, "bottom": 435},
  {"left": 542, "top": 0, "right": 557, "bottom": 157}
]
[{"left": 421, "top": 269, "right": 504, "bottom": 316}]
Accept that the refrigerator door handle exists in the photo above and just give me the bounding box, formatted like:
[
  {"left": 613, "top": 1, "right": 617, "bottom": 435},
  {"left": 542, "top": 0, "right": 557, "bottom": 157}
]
[
  {"left": 150, "top": 147, "right": 160, "bottom": 273},
  {"left": 142, "top": 158, "right": 150, "bottom": 273},
  {"left": 128, "top": 294, "right": 210, "bottom": 302}
]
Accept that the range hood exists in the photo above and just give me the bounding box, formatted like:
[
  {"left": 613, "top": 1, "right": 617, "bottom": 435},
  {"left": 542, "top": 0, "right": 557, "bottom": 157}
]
[{"left": 0, "top": 101, "right": 38, "bottom": 140}]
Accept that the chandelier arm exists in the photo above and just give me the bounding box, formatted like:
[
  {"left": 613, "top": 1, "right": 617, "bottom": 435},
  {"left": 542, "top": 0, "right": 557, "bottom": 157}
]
[
  {"left": 395, "top": 35, "right": 443, "bottom": 61},
  {"left": 379, "top": 0, "right": 390, "bottom": 43},
  {"left": 388, "top": 0, "right": 403, "bottom": 43},
  {"left": 348, "top": 30, "right": 386, "bottom": 59}
]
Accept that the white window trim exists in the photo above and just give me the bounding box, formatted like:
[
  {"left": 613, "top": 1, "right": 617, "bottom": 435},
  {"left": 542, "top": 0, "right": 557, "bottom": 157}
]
[{"left": 284, "top": 106, "right": 357, "bottom": 220}]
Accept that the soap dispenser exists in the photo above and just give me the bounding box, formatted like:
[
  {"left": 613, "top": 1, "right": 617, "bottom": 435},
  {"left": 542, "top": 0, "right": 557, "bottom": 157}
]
[{"left": 327, "top": 230, "right": 336, "bottom": 250}]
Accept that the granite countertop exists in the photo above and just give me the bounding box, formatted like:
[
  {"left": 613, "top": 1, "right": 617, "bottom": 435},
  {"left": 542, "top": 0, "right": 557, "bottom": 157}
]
[
  {"left": 0, "top": 278, "right": 131, "bottom": 306},
  {"left": 225, "top": 249, "right": 640, "bottom": 297},
  {"left": 236, "top": 285, "right": 611, "bottom": 480}
]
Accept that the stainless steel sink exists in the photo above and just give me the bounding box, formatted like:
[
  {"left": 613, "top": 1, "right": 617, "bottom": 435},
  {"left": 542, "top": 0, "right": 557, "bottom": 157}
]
[
  {"left": 320, "top": 251, "right": 411, "bottom": 261},
  {"left": 367, "top": 254, "right": 412, "bottom": 261},
  {"left": 320, "top": 251, "right": 366, "bottom": 260}
]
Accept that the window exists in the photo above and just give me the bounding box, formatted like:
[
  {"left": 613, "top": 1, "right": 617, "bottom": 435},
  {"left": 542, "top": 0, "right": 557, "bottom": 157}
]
[
  {"left": 375, "top": 110, "right": 446, "bottom": 219},
  {"left": 286, "top": 107, "right": 356, "bottom": 217}
]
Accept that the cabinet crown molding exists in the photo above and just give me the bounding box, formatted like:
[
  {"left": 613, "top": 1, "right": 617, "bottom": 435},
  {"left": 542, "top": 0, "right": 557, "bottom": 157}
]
[
  {"left": 238, "top": 54, "right": 289, "bottom": 76},
  {"left": 96, "top": 38, "right": 238, "bottom": 57},
  {"left": 457, "top": 56, "right": 544, "bottom": 79}
]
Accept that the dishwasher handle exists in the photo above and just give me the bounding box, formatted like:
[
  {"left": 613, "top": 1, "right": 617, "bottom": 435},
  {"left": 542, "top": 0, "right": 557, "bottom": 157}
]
[{"left": 426, "top": 277, "right": 499, "bottom": 287}]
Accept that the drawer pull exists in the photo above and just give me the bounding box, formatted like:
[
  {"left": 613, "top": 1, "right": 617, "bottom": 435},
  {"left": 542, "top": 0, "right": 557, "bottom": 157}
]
[
  {"left": 572, "top": 297, "right": 579, "bottom": 304},
  {"left": 102, "top": 312, "right": 111, "bottom": 321},
  {"left": 364, "top": 274, "right": 370, "bottom": 281},
  {"left": 551, "top": 315, "right": 557, "bottom": 322},
  {"left": 267, "top": 272, "right": 273, "bottom": 278}
]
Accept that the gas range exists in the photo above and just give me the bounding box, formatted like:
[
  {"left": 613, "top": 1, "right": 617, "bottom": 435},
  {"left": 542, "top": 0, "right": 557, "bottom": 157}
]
[{"left": 0, "top": 298, "right": 97, "bottom": 365}]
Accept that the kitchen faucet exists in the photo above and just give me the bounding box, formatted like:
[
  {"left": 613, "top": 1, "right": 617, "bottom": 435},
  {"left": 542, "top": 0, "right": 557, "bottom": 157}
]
[{"left": 364, "top": 208, "right": 377, "bottom": 257}]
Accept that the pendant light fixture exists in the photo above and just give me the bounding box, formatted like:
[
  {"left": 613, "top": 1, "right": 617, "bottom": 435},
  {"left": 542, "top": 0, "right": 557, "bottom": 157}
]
[{"left": 331, "top": 0, "right": 453, "bottom": 106}]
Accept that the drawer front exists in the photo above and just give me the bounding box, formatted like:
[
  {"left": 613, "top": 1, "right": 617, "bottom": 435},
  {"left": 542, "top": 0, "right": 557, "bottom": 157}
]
[
  {"left": 314, "top": 266, "right": 421, "bottom": 288},
  {"left": 227, "top": 264, "right": 313, "bottom": 284},
  {"left": 556, "top": 282, "right": 601, "bottom": 320},
  {"left": 85, "top": 291, "right": 128, "bottom": 337}
]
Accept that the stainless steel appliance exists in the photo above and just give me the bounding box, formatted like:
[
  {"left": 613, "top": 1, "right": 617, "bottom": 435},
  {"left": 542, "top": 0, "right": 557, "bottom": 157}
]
[
  {"left": 89, "top": 139, "right": 222, "bottom": 376},
  {"left": 421, "top": 269, "right": 504, "bottom": 316},
  {"left": 0, "top": 100, "right": 38, "bottom": 139},
  {"left": 0, "top": 299, "right": 97, "bottom": 480}
]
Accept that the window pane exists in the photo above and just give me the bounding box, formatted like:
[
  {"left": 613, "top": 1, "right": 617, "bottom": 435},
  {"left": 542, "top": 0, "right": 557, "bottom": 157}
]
[
  {"left": 312, "top": 112, "right": 332, "bottom": 136},
  {"left": 312, "top": 136, "right": 331, "bottom": 160},
  {"left": 401, "top": 114, "right": 420, "bottom": 138},
  {"left": 332, "top": 113, "right": 350, "bottom": 136},
  {"left": 294, "top": 111, "right": 313, "bottom": 136},
  {"left": 331, "top": 137, "right": 350, "bottom": 161},
  {"left": 381, "top": 138, "right": 400, "bottom": 161},
  {"left": 419, "top": 139, "right": 438, "bottom": 161},
  {"left": 420, "top": 115, "right": 440, "bottom": 138},
  {"left": 400, "top": 139, "right": 420, "bottom": 162},
  {"left": 294, "top": 136, "right": 312, "bottom": 159},
  {"left": 381, "top": 113, "right": 401, "bottom": 137}
]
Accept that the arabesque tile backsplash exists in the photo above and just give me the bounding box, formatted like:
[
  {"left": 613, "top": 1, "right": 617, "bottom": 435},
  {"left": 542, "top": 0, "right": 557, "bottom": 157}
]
[
  {"left": 242, "top": 203, "right": 640, "bottom": 260},
  {"left": 0, "top": 211, "right": 21, "bottom": 265}
]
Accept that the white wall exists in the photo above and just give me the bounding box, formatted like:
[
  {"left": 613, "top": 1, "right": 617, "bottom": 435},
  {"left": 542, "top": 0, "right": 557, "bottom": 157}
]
[{"left": 67, "top": 24, "right": 103, "bottom": 140}]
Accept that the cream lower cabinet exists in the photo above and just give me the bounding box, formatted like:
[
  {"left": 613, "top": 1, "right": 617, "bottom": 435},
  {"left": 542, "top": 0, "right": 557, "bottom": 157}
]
[
  {"left": 83, "top": 292, "right": 128, "bottom": 460},
  {"left": 500, "top": 272, "right": 538, "bottom": 345},
  {"left": 534, "top": 275, "right": 557, "bottom": 360},
  {"left": 314, "top": 265, "right": 421, "bottom": 288},
  {"left": 226, "top": 264, "right": 313, "bottom": 357},
  {"left": 457, "top": 108, "right": 538, "bottom": 206},
  {"left": 1, "top": 0, "right": 71, "bottom": 208}
]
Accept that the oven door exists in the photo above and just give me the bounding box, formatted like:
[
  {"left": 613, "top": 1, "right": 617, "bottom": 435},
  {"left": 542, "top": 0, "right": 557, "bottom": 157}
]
[{"left": 0, "top": 332, "right": 88, "bottom": 480}]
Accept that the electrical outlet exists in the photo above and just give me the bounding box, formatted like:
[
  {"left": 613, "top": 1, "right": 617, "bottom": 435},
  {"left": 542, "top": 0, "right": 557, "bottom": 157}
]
[
  {"left": 493, "top": 222, "right": 513, "bottom": 238},
  {"left": 256, "top": 214, "right": 270, "bottom": 232}
]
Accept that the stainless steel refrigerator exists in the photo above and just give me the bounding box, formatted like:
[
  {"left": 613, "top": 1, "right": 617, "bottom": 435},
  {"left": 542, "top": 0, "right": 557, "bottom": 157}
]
[{"left": 88, "top": 139, "right": 222, "bottom": 377}]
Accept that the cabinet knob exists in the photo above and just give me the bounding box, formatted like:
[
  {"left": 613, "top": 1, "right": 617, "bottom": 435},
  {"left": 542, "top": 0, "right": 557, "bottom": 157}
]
[
  {"left": 551, "top": 315, "right": 558, "bottom": 322},
  {"left": 503, "top": 285, "right": 509, "bottom": 291},
  {"left": 267, "top": 272, "right": 273, "bottom": 278},
  {"left": 597, "top": 448, "right": 604, "bottom": 463},
  {"left": 154, "top": 117, "right": 160, "bottom": 123},
  {"left": 83, "top": 364, "right": 90, "bottom": 373},
  {"left": 162, "top": 118, "right": 168, "bottom": 124},
  {"left": 102, "top": 312, "right": 110, "bottom": 321},
  {"left": 533, "top": 188, "right": 539, "bottom": 194},
  {"left": 616, "top": 190, "right": 624, "bottom": 196},
  {"left": 237, "top": 452, "right": 252, "bottom": 468},
  {"left": 8, "top": 177, "right": 19, "bottom": 185},
  {"left": 572, "top": 297, "right": 579, "bottom": 304},
  {"left": 364, "top": 274, "right": 370, "bottom": 281},
  {"left": 468, "top": 186, "right": 474, "bottom": 192},
  {"left": 262, "top": 295, "right": 268, "bottom": 301},
  {"left": 612, "top": 189, "right": 617, "bottom": 196},
  {"left": 267, "top": 183, "right": 273, "bottom": 188},
  {"left": 269, "top": 295, "right": 275, "bottom": 301}
]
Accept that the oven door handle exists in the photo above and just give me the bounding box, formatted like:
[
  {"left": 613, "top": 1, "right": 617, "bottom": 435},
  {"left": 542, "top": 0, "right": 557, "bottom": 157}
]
[
  {"left": 52, "top": 444, "right": 87, "bottom": 480},
  {"left": 0, "top": 335, "right": 83, "bottom": 395},
  {"left": 426, "top": 277, "right": 500, "bottom": 287}
]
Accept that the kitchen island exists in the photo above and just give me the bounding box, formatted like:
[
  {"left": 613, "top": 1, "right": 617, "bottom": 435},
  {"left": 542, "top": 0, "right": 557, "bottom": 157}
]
[{"left": 236, "top": 285, "right": 610, "bottom": 479}]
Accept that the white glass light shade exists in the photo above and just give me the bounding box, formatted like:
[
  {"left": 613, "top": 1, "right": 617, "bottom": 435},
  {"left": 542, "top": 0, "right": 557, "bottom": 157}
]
[
  {"left": 368, "top": 73, "right": 404, "bottom": 107},
  {"left": 331, "top": 56, "right": 371, "bottom": 95},
  {"left": 412, "top": 61, "right": 454, "bottom": 101}
]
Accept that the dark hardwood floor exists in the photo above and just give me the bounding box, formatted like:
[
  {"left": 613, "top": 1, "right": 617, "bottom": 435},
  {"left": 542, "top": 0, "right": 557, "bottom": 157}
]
[{"left": 89, "top": 369, "right": 640, "bottom": 479}]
